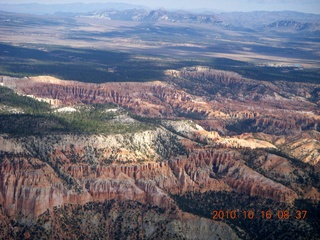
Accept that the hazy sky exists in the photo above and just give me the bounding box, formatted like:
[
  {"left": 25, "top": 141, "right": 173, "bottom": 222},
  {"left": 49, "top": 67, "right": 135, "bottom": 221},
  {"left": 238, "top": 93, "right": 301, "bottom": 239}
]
[{"left": 2, "top": 0, "right": 320, "bottom": 14}]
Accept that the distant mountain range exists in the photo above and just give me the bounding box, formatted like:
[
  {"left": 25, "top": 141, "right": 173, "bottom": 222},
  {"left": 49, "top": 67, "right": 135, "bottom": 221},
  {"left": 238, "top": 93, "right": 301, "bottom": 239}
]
[
  {"left": 87, "top": 8, "right": 221, "bottom": 24},
  {"left": 86, "top": 8, "right": 320, "bottom": 32},
  {"left": 216, "top": 11, "right": 320, "bottom": 30},
  {"left": 0, "top": 2, "right": 148, "bottom": 15},
  {"left": 266, "top": 20, "right": 320, "bottom": 32},
  {"left": 0, "top": 3, "right": 319, "bottom": 33}
]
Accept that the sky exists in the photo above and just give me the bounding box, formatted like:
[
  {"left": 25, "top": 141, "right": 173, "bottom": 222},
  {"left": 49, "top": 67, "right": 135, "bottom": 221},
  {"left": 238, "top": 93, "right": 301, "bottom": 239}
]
[{"left": 1, "top": 0, "right": 320, "bottom": 14}]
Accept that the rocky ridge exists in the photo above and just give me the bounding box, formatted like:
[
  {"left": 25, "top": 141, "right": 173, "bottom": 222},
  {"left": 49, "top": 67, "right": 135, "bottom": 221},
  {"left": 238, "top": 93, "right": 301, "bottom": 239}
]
[
  {"left": 1, "top": 73, "right": 319, "bottom": 137},
  {"left": 0, "top": 130, "right": 300, "bottom": 221},
  {"left": 87, "top": 8, "right": 221, "bottom": 24},
  {"left": 0, "top": 71, "right": 319, "bottom": 239}
]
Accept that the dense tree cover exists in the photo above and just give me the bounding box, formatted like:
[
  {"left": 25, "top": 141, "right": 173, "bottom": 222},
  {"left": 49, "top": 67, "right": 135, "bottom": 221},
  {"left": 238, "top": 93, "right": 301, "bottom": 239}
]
[
  {"left": 172, "top": 191, "right": 320, "bottom": 240},
  {"left": 1, "top": 43, "right": 319, "bottom": 84},
  {"left": 0, "top": 113, "right": 154, "bottom": 136},
  {"left": 4, "top": 200, "right": 176, "bottom": 240},
  {"left": 0, "top": 86, "right": 51, "bottom": 114},
  {"left": 0, "top": 86, "right": 154, "bottom": 136}
]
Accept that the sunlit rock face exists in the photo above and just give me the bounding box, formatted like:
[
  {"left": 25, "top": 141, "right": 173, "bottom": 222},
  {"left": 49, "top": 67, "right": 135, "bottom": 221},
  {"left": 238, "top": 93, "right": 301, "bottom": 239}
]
[{"left": 0, "top": 72, "right": 319, "bottom": 239}]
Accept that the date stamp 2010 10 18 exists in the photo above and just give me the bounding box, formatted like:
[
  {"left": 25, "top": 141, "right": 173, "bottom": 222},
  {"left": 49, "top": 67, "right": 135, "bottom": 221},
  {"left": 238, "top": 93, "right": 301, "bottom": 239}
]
[{"left": 212, "top": 210, "right": 307, "bottom": 220}]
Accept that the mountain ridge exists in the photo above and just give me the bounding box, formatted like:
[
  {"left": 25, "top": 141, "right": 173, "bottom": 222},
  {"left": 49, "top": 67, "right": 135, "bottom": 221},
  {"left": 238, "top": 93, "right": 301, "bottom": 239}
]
[
  {"left": 0, "top": 2, "right": 149, "bottom": 15},
  {"left": 85, "top": 8, "right": 320, "bottom": 32}
]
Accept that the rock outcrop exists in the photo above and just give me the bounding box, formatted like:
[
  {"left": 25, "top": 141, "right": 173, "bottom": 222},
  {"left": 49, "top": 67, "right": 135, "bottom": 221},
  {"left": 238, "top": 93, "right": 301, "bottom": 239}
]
[
  {"left": 0, "top": 71, "right": 319, "bottom": 239},
  {"left": 1, "top": 74, "right": 319, "bottom": 137},
  {"left": 0, "top": 132, "right": 300, "bottom": 221}
]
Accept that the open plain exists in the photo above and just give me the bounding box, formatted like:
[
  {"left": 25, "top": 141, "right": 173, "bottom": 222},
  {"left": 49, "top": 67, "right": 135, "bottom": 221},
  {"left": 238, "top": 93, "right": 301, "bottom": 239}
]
[{"left": 0, "top": 5, "right": 319, "bottom": 239}]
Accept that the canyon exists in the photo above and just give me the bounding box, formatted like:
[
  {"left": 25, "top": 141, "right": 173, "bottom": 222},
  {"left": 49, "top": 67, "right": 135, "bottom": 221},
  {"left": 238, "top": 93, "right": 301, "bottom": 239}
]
[
  {"left": 0, "top": 3, "right": 319, "bottom": 238},
  {"left": 0, "top": 71, "right": 319, "bottom": 239}
]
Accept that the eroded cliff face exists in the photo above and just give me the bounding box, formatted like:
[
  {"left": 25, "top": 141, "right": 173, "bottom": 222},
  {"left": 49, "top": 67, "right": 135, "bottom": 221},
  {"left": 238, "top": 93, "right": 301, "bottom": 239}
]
[
  {"left": 0, "top": 71, "right": 319, "bottom": 239},
  {"left": 0, "top": 131, "right": 308, "bottom": 222},
  {"left": 1, "top": 74, "right": 319, "bottom": 137},
  {"left": 251, "top": 131, "right": 320, "bottom": 166},
  {"left": 0, "top": 201, "right": 240, "bottom": 240}
]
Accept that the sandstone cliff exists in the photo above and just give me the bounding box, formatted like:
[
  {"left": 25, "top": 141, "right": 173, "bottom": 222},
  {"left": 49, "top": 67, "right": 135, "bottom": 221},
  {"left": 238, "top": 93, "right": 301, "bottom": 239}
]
[
  {"left": 0, "top": 132, "right": 305, "bottom": 221},
  {"left": 1, "top": 74, "right": 319, "bottom": 137},
  {"left": 0, "top": 71, "right": 319, "bottom": 239}
]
